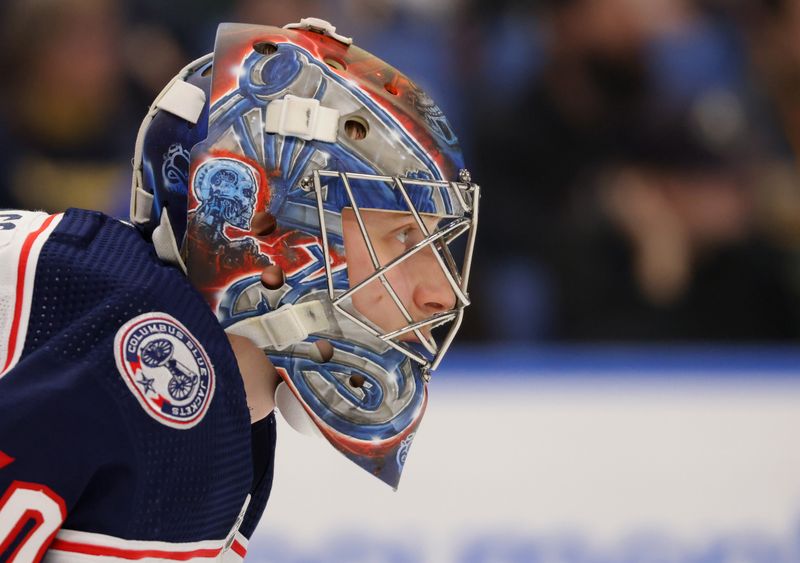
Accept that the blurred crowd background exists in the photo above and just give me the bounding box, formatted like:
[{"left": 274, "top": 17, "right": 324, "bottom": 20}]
[{"left": 2, "top": 0, "right": 800, "bottom": 344}]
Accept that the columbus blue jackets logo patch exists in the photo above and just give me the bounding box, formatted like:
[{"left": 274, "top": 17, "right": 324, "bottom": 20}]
[{"left": 114, "top": 313, "right": 215, "bottom": 429}]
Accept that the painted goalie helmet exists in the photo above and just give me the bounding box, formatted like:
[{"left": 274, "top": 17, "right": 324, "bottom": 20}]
[{"left": 130, "top": 19, "right": 479, "bottom": 488}]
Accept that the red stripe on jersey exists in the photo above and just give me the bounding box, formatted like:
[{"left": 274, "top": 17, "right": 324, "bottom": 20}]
[
  {"left": 231, "top": 538, "right": 247, "bottom": 558},
  {"left": 49, "top": 539, "right": 223, "bottom": 560},
  {"left": 0, "top": 451, "right": 14, "bottom": 470},
  {"left": 1, "top": 214, "right": 59, "bottom": 375}
]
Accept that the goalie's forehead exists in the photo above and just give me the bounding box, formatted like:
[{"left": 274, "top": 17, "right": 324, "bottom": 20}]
[
  {"left": 342, "top": 207, "right": 449, "bottom": 225},
  {"left": 208, "top": 21, "right": 464, "bottom": 182}
]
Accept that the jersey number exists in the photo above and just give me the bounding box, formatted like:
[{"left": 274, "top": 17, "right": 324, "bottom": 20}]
[
  {"left": 0, "top": 481, "right": 65, "bottom": 562},
  {"left": 0, "top": 213, "right": 22, "bottom": 231}
]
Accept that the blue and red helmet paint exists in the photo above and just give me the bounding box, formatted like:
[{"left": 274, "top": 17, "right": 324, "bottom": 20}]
[{"left": 131, "top": 20, "right": 478, "bottom": 488}]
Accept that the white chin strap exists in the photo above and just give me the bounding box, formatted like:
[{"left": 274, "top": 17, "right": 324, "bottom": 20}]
[
  {"left": 224, "top": 300, "right": 331, "bottom": 350},
  {"left": 274, "top": 382, "right": 323, "bottom": 438},
  {"left": 151, "top": 211, "right": 186, "bottom": 273},
  {"left": 226, "top": 299, "right": 332, "bottom": 440}
]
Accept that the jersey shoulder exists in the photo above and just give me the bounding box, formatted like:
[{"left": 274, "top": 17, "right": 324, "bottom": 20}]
[
  {"left": 0, "top": 207, "right": 226, "bottom": 373},
  {"left": 2, "top": 207, "right": 245, "bottom": 428},
  {"left": 0, "top": 208, "right": 256, "bottom": 547},
  {"left": 0, "top": 210, "right": 64, "bottom": 376},
  {"left": 0, "top": 206, "right": 224, "bottom": 439}
]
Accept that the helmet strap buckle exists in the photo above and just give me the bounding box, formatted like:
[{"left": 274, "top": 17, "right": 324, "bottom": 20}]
[
  {"left": 264, "top": 95, "right": 340, "bottom": 143},
  {"left": 283, "top": 17, "right": 353, "bottom": 46}
]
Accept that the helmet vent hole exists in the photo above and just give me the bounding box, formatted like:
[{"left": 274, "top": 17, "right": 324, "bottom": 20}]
[
  {"left": 385, "top": 83, "right": 399, "bottom": 96},
  {"left": 324, "top": 57, "right": 346, "bottom": 72},
  {"left": 349, "top": 374, "right": 365, "bottom": 388},
  {"left": 253, "top": 41, "right": 277, "bottom": 55},
  {"left": 344, "top": 118, "right": 368, "bottom": 141},
  {"left": 201, "top": 64, "right": 213, "bottom": 77},
  {"left": 312, "top": 339, "right": 334, "bottom": 363}
]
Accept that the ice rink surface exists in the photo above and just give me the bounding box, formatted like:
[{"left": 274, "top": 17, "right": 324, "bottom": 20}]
[{"left": 248, "top": 347, "right": 800, "bottom": 562}]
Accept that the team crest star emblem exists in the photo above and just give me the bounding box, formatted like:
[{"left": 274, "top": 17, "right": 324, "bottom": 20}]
[{"left": 136, "top": 373, "right": 156, "bottom": 395}]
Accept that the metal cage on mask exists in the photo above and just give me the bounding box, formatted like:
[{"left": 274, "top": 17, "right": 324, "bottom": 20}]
[{"left": 309, "top": 169, "right": 479, "bottom": 378}]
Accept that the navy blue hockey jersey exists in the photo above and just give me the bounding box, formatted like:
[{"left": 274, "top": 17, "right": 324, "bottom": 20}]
[{"left": 0, "top": 209, "right": 275, "bottom": 562}]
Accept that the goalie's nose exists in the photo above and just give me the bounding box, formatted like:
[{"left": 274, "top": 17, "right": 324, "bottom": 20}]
[{"left": 412, "top": 248, "right": 457, "bottom": 316}]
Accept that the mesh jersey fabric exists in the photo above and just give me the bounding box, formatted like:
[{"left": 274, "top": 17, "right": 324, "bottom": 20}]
[{"left": 0, "top": 208, "right": 275, "bottom": 544}]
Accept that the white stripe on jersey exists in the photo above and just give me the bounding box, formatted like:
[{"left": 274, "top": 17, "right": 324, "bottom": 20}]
[
  {"left": 43, "top": 529, "right": 247, "bottom": 562},
  {"left": 0, "top": 211, "right": 64, "bottom": 379}
]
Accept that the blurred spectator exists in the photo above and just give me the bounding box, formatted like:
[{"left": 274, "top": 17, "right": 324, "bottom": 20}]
[
  {"left": 0, "top": 0, "right": 135, "bottom": 215},
  {"left": 720, "top": 0, "right": 800, "bottom": 266},
  {"left": 461, "top": 0, "right": 800, "bottom": 341},
  {"left": 554, "top": 119, "right": 800, "bottom": 340},
  {"left": 464, "top": 0, "right": 667, "bottom": 340},
  {"left": 726, "top": 0, "right": 800, "bottom": 158}
]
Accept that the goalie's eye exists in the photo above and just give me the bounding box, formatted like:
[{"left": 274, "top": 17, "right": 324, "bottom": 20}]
[
  {"left": 394, "top": 224, "right": 424, "bottom": 247},
  {"left": 394, "top": 227, "right": 411, "bottom": 244},
  {"left": 391, "top": 220, "right": 433, "bottom": 249}
]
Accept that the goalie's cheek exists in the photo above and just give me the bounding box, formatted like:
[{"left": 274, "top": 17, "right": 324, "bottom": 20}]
[{"left": 350, "top": 276, "right": 409, "bottom": 333}]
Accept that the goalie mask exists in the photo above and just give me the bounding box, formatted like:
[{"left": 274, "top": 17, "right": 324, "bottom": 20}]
[{"left": 130, "top": 19, "right": 479, "bottom": 488}]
